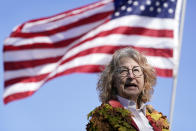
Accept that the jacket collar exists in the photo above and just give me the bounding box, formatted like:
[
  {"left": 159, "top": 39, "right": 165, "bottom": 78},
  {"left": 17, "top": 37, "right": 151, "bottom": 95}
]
[{"left": 117, "top": 95, "right": 146, "bottom": 115}]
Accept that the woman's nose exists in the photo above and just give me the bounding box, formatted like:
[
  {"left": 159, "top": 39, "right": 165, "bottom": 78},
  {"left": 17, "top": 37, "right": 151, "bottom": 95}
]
[{"left": 127, "top": 70, "right": 135, "bottom": 78}]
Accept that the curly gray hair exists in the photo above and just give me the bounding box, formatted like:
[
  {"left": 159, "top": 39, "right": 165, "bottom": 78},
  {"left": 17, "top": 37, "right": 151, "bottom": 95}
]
[{"left": 97, "top": 47, "right": 157, "bottom": 104}]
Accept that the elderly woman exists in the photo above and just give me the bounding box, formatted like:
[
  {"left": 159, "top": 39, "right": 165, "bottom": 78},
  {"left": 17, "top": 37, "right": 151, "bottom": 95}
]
[{"left": 86, "top": 48, "right": 169, "bottom": 131}]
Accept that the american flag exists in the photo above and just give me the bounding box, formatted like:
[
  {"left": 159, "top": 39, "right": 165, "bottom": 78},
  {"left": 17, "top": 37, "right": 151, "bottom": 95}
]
[{"left": 3, "top": 0, "right": 182, "bottom": 104}]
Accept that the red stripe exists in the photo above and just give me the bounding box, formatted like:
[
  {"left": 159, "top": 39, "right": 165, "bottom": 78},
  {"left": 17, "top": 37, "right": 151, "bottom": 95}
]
[
  {"left": 4, "top": 45, "right": 172, "bottom": 71},
  {"left": 111, "top": 26, "right": 173, "bottom": 37},
  {"left": 10, "top": 11, "right": 112, "bottom": 38},
  {"left": 131, "top": 46, "right": 173, "bottom": 57},
  {"left": 155, "top": 68, "right": 173, "bottom": 77},
  {"left": 47, "top": 65, "right": 103, "bottom": 82},
  {"left": 4, "top": 26, "right": 173, "bottom": 51},
  {"left": 4, "top": 91, "right": 35, "bottom": 104},
  {"left": 4, "top": 56, "right": 62, "bottom": 71},
  {"left": 4, "top": 73, "right": 49, "bottom": 88}
]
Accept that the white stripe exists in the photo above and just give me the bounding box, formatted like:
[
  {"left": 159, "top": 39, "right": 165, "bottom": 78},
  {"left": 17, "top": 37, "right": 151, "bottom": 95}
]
[
  {"left": 5, "top": 53, "right": 173, "bottom": 81},
  {"left": 22, "top": 3, "right": 113, "bottom": 32},
  {"left": 4, "top": 48, "right": 66, "bottom": 62},
  {"left": 112, "top": 15, "right": 177, "bottom": 29},
  {"left": 56, "top": 53, "right": 112, "bottom": 73},
  {"left": 147, "top": 56, "right": 174, "bottom": 69},
  {"left": 3, "top": 81, "right": 44, "bottom": 98},
  {"left": 4, "top": 19, "right": 106, "bottom": 46}
]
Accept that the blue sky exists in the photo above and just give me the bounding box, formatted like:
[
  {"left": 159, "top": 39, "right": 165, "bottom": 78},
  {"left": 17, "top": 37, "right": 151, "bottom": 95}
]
[{"left": 0, "top": 0, "right": 196, "bottom": 131}]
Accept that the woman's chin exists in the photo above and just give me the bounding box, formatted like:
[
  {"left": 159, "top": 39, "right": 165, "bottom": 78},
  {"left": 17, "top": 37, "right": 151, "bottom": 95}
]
[{"left": 124, "top": 89, "right": 140, "bottom": 98}]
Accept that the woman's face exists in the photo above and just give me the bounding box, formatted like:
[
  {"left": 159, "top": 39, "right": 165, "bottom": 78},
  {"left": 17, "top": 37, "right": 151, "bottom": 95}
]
[{"left": 114, "top": 57, "right": 144, "bottom": 101}]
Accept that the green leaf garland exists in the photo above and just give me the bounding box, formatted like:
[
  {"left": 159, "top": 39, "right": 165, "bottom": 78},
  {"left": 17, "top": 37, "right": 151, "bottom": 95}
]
[{"left": 86, "top": 104, "right": 137, "bottom": 131}]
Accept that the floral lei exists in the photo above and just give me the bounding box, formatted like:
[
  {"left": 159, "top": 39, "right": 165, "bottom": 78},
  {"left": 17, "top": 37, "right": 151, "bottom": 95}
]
[
  {"left": 86, "top": 104, "right": 170, "bottom": 131},
  {"left": 146, "top": 105, "right": 170, "bottom": 131}
]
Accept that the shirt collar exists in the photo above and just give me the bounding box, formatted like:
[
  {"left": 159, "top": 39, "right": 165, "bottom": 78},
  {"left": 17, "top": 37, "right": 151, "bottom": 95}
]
[{"left": 117, "top": 95, "right": 146, "bottom": 115}]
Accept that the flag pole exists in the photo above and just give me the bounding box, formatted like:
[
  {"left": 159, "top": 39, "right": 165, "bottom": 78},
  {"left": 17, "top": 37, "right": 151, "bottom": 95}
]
[{"left": 169, "top": 0, "right": 187, "bottom": 129}]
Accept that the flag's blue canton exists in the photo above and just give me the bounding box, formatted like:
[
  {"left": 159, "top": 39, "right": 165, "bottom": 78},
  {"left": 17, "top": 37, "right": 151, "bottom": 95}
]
[{"left": 112, "top": 0, "right": 177, "bottom": 19}]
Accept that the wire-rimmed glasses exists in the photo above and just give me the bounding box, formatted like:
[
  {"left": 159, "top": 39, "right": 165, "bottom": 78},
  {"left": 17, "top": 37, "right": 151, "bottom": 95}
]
[{"left": 116, "top": 66, "right": 143, "bottom": 78}]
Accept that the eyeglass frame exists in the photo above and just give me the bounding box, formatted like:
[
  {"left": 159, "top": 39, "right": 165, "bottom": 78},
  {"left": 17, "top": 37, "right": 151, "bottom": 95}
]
[{"left": 115, "top": 66, "right": 144, "bottom": 78}]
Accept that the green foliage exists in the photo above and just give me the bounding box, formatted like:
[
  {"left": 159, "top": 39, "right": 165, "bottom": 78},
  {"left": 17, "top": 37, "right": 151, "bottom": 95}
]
[
  {"left": 87, "top": 104, "right": 170, "bottom": 131},
  {"left": 86, "top": 104, "right": 137, "bottom": 131}
]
